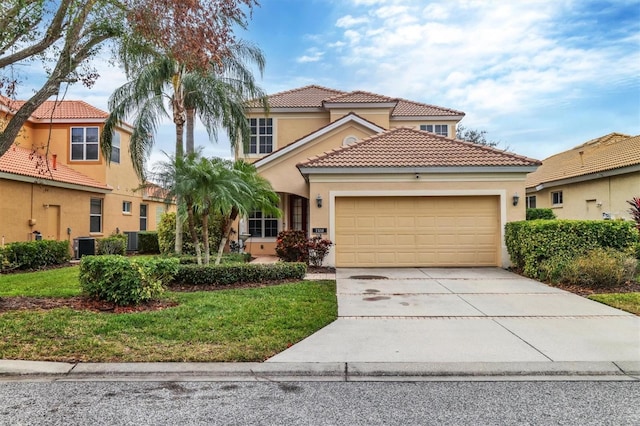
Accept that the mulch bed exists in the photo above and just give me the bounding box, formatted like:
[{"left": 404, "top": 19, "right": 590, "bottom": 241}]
[
  {"left": 0, "top": 296, "right": 178, "bottom": 313},
  {"left": 550, "top": 280, "right": 640, "bottom": 297}
]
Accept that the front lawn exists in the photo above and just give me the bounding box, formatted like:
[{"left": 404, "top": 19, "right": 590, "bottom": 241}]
[
  {"left": 588, "top": 293, "right": 640, "bottom": 315},
  {"left": 0, "top": 266, "right": 337, "bottom": 362}
]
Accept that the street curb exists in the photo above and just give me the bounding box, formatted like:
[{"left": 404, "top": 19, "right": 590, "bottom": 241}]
[{"left": 2, "top": 360, "right": 639, "bottom": 381}]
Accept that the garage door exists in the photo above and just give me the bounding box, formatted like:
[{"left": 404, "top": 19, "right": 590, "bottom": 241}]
[{"left": 335, "top": 196, "right": 500, "bottom": 267}]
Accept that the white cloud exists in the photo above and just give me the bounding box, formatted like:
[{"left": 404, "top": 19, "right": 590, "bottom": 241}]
[
  {"left": 296, "top": 48, "right": 325, "bottom": 63},
  {"left": 336, "top": 15, "right": 369, "bottom": 28}
]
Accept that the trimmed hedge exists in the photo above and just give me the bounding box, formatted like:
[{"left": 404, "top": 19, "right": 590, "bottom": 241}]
[
  {"left": 526, "top": 208, "right": 556, "bottom": 220},
  {"left": 505, "top": 219, "right": 639, "bottom": 279},
  {"left": 79, "top": 255, "right": 179, "bottom": 305},
  {"left": 172, "top": 262, "right": 307, "bottom": 287},
  {"left": 1, "top": 240, "right": 70, "bottom": 270},
  {"left": 138, "top": 231, "right": 160, "bottom": 254},
  {"left": 97, "top": 234, "right": 127, "bottom": 255}
]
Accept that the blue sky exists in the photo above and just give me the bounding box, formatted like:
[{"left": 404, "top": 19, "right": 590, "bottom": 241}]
[{"left": 13, "top": 0, "right": 640, "bottom": 167}]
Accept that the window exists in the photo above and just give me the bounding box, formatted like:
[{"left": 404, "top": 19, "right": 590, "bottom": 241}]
[
  {"left": 71, "top": 127, "right": 99, "bottom": 161},
  {"left": 248, "top": 211, "right": 278, "bottom": 238},
  {"left": 90, "top": 198, "right": 102, "bottom": 233},
  {"left": 122, "top": 201, "right": 132, "bottom": 214},
  {"left": 420, "top": 124, "right": 448, "bottom": 137},
  {"left": 110, "top": 131, "right": 121, "bottom": 163},
  {"left": 526, "top": 196, "right": 537, "bottom": 209},
  {"left": 551, "top": 191, "right": 563, "bottom": 206},
  {"left": 140, "top": 204, "right": 148, "bottom": 231},
  {"left": 249, "top": 118, "right": 273, "bottom": 154}
]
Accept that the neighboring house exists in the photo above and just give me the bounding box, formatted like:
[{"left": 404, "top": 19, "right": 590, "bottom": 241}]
[
  {"left": 0, "top": 97, "right": 170, "bottom": 250},
  {"left": 236, "top": 85, "right": 540, "bottom": 267},
  {"left": 525, "top": 133, "right": 640, "bottom": 221}
]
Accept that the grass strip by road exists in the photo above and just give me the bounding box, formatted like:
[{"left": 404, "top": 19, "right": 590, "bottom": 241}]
[
  {"left": 588, "top": 293, "right": 640, "bottom": 315},
  {"left": 0, "top": 266, "right": 337, "bottom": 362}
]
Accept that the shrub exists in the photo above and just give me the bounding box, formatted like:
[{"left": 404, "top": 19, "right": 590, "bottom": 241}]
[
  {"left": 157, "top": 212, "right": 224, "bottom": 255},
  {"left": 559, "top": 248, "right": 637, "bottom": 288},
  {"left": 275, "top": 230, "right": 308, "bottom": 262},
  {"left": 172, "top": 262, "right": 307, "bottom": 286},
  {"left": 526, "top": 208, "right": 556, "bottom": 220},
  {"left": 505, "top": 219, "right": 639, "bottom": 280},
  {"left": 138, "top": 231, "right": 160, "bottom": 254},
  {"left": 1, "top": 240, "right": 70, "bottom": 270},
  {"left": 96, "top": 234, "right": 127, "bottom": 255},
  {"left": 79, "top": 255, "right": 179, "bottom": 305},
  {"left": 628, "top": 197, "right": 640, "bottom": 231},
  {"left": 307, "top": 237, "right": 333, "bottom": 267}
]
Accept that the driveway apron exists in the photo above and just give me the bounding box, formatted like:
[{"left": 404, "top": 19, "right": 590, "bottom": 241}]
[{"left": 267, "top": 268, "right": 640, "bottom": 363}]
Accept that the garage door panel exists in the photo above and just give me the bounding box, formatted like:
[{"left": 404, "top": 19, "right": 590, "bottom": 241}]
[{"left": 336, "top": 196, "right": 499, "bottom": 267}]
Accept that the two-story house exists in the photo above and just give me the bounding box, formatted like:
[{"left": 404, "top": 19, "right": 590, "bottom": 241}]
[
  {"left": 236, "top": 85, "right": 540, "bottom": 267},
  {"left": 0, "top": 97, "right": 170, "bottom": 250}
]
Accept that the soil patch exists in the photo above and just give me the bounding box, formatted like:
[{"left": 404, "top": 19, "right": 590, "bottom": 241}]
[
  {"left": 550, "top": 280, "right": 640, "bottom": 297},
  {"left": 0, "top": 296, "right": 177, "bottom": 313}
]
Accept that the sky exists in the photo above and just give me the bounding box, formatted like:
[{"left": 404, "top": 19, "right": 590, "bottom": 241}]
[{"left": 12, "top": 0, "right": 640, "bottom": 168}]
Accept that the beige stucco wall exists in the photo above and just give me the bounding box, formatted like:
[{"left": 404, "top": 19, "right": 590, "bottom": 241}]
[
  {"left": 307, "top": 174, "right": 528, "bottom": 267},
  {"left": 329, "top": 108, "right": 392, "bottom": 129},
  {"left": 528, "top": 173, "right": 639, "bottom": 220}
]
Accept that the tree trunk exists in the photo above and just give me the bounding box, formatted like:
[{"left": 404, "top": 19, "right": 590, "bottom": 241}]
[
  {"left": 215, "top": 207, "right": 239, "bottom": 265},
  {"left": 186, "top": 108, "right": 195, "bottom": 154},
  {"left": 186, "top": 200, "right": 202, "bottom": 265},
  {"left": 202, "top": 208, "right": 210, "bottom": 265}
]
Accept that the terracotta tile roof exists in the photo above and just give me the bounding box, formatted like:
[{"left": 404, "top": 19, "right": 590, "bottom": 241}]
[
  {"left": 0, "top": 96, "right": 108, "bottom": 120},
  {"left": 392, "top": 98, "right": 465, "bottom": 117},
  {"left": 298, "top": 127, "right": 540, "bottom": 169},
  {"left": 248, "top": 85, "right": 464, "bottom": 117},
  {"left": 526, "top": 133, "right": 640, "bottom": 188},
  {"left": 323, "top": 90, "right": 396, "bottom": 104},
  {"left": 143, "top": 182, "right": 173, "bottom": 202},
  {"left": 0, "top": 145, "right": 110, "bottom": 190}
]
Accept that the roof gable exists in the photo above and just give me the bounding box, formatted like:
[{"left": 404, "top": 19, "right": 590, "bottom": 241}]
[
  {"left": 298, "top": 127, "right": 540, "bottom": 171},
  {"left": 323, "top": 90, "right": 397, "bottom": 104},
  {"left": 1, "top": 96, "right": 108, "bottom": 120},
  {"left": 0, "top": 145, "right": 111, "bottom": 191},
  {"left": 254, "top": 113, "right": 385, "bottom": 169},
  {"left": 525, "top": 133, "right": 640, "bottom": 188}
]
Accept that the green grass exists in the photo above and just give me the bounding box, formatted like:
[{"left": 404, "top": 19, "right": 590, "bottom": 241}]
[
  {"left": 589, "top": 293, "right": 640, "bottom": 315},
  {"left": 0, "top": 267, "right": 337, "bottom": 362},
  {"left": 0, "top": 266, "right": 81, "bottom": 297}
]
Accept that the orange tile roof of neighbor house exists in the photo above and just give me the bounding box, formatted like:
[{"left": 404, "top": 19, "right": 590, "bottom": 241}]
[
  {"left": 249, "top": 85, "right": 465, "bottom": 117},
  {"left": 525, "top": 133, "right": 640, "bottom": 188},
  {"left": 0, "top": 96, "right": 108, "bottom": 120},
  {"left": 0, "top": 145, "right": 110, "bottom": 190},
  {"left": 298, "top": 127, "right": 540, "bottom": 169}
]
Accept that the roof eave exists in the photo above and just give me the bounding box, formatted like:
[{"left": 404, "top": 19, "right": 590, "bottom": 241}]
[
  {"left": 298, "top": 165, "right": 540, "bottom": 176},
  {"left": 526, "top": 163, "right": 640, "bottom": 193},
  {"left": 392, "top": 115, "right": 465, "bottom": 121},
  {"left": 246, "top": 107, "right": 324, "bottom": 113},
  {"left": 322, "top": 102, "right": 398, "bottom": 109},
  {"left": 0, "top": 171, "right": 112, "bottom": 193}
]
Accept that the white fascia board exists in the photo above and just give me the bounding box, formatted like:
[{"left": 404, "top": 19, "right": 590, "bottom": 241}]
[
  {"left": 391, "top": 115, "right": 465, "bottom": 121},
  {"left": 322, "top": 102, "right": 397, "bottom": 109},
  {"left": 246, "top": 107, "right": 324, "bottom": 114},
  {"left": 30, "top": 118, "right": 107, "bottom": 125},
  {"left": 254, "top": 115, "right": 385, "bottom": 169},
  {"left": 0, "top": 172, "right": 112, "bottom": 194},
  {"left": 526, "top": 164, "right": 640, "bottom": 193},
  {"left": 299, "top": 166, "right": 540, "bottom": 175}
]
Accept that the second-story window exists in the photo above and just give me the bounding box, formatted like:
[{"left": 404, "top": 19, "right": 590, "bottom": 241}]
[
  {"left": 110, "top": 131, "right": 121, "bottom": 164},
  {"left": 249, "top": 118, "right": 273, "bottom": 154},
  {"left": 71, "top": 127, "right": 99, "bottom": 161},
  {"left": 420, "top": 124, "right": 448, "bottom": 137}
]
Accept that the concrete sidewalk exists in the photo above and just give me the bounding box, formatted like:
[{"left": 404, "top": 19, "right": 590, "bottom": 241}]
[{"left": 267, "top": 268, "right": 640, "bottom": 367}]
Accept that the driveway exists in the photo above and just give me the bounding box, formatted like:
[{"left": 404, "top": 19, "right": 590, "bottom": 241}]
[{"left": 268, "top": 268, "right": 640, "bottom": 363}]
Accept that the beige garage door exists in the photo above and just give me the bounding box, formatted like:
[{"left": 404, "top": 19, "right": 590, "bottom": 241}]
[{"left": 335, "top": 196, "right": 500, "bottom": 267}]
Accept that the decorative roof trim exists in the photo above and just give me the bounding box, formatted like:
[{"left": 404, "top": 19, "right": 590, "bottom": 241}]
[
  {"left": 254, "top": 113, "right": 385, "bottom": 169},
  {"left": 298, "top": 165, "right": 540, "bottom": 177},
  {"left": 526, "top": 163, "right": 640, "bottom": 193},
  {"left": 322, "top": 102, "right": 398, "bottom": 110}
]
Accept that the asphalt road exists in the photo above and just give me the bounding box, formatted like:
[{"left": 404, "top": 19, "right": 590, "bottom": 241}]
[{"left": 1, "top": 380, "right": 639, "bottom": 425}]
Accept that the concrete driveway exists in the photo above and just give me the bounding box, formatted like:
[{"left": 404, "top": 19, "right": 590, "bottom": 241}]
[{"left": 268, "top": 268, "right": 640, "bottom": 364}]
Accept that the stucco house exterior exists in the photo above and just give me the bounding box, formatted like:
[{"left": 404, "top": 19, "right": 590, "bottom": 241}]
[
  {"left": 525, "top": 133, "right": 640, "bottom": 221},
  {"left": 236, "top": 85, "right": 540, "bottom": 267},
  {"left": 0, "top": 97, "right": 170, "bottom": 250}
]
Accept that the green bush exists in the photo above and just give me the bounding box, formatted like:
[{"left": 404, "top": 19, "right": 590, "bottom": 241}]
[
  {"left": 172, "top": 262, "right": 307, "bottom": 287},
  {"left": 79, "top": 255, "right": 179, "bottom": 305},
  {"left": 96, "top": 234, "right": 127, "bottom": 255},
  {"left": 505, "top": 219, "right": 639, "bottom": 280},
  {"left": 138, "top": 231, "right": 160, "bottom": 254},
  {"left": 559, "top": 248, "right": 637, "bottom": 288},
  {"left": 169, "top": 252, "right": 251, "bottom": 265},
  {"left": 526, "top": 208, "right": 556, "bottom": 220},
  {"left": 157, "top": 212, "right": 224, "bottom": 256},
  {"left": 1, "top": 240, "right": 70, "bottom": 270}
]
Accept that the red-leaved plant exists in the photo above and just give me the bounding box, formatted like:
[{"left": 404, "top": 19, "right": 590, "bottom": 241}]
[
  {"left": 628, "top": 197, "right": 640, "bottom": 231},
  {"left": 275, "top": 230, "right": 333, "bottom": 266}
]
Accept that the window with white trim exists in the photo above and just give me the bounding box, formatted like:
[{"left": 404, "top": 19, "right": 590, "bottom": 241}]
[
  {"left": 140, "top": 204, "right": 148, "bottom": 231},
  {"left": 420, "top": 124, "right": 448, "bottom": 137},
  {"left": 248, "top": 211, "right": 278, "bottom": 238},
  {"left": 122, "top": 201, "right": 132, "bottom": 214},
  {"left": 90, "top": 198, "right": 102, "bottom": 233},
  {"left": 111, "top": 131, "right": 121, "bottom": 163},
  {"left": 551, "top": 191, "right": 563, "bottom": 206},
  {"left": 71, "top": 127, "right": 99, "bottom": 160},
  {"left": 249, "top": 118, "right": 273, "bottom": 154},
  {"left": 526, "top": 196, "right": 537, "bottom": 209}
]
